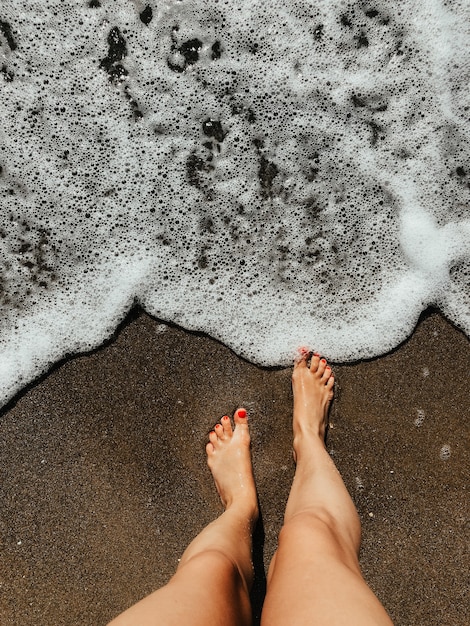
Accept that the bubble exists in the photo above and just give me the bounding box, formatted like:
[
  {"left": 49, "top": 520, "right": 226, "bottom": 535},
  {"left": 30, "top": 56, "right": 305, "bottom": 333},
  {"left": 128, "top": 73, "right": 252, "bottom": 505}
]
[
  {"left": 439, "top": 444, "right": 451, "bottom": 461},
  {"left": 414, "top": 409, "right": 425, "bottom": 427},
  {"left": 355, "top": 476, "right": 365, "bottom": 490}
]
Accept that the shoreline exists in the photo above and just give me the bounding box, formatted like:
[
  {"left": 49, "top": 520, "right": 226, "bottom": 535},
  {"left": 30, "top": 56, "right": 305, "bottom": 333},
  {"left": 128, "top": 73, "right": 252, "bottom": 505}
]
[{"left": 0, "top": 310, "right": 468, "bottom": 625}]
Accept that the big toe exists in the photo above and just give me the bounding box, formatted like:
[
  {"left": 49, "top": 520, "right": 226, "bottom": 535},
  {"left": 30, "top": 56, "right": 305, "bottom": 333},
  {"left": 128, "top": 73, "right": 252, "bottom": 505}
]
[
  {"left": 294, "top": 347, "right": 309, "bottom": 368},
  {"left": 234, "top": 407, "right": 248, "bottom": 426}
]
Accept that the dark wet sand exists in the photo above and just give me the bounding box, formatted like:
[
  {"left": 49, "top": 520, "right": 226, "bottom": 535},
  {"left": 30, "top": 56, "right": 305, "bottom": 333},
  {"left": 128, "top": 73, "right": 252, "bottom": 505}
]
[{"left": 0, "top": 310, "right": 468, "bottom": 626}]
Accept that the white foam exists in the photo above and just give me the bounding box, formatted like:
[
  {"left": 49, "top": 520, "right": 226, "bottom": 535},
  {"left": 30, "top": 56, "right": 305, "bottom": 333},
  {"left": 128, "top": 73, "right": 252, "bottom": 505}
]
[
  {"left": 414, "top": 409, "right": 425, "bottom": 428},
  {"left": 0, "top": 0, "right": 469, "bottom": 406},
  {"left": 439, "top": 444, "right": 451, "bottom": 461}
]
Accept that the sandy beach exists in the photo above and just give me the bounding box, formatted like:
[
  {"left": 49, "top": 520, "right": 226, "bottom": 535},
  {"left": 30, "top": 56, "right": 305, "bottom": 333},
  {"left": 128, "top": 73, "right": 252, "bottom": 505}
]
[{"left": 0, "top": 310, "right": 468, "bottom": 625}]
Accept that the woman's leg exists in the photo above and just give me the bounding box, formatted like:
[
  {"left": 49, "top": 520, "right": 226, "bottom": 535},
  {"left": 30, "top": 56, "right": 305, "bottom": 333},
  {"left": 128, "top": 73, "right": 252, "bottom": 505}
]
[
  {"left": 108, "top": 408, "right": 258, "bottom": 626},
  {"left": 261, "top": 353, "right": 394, "bottom": 626}
]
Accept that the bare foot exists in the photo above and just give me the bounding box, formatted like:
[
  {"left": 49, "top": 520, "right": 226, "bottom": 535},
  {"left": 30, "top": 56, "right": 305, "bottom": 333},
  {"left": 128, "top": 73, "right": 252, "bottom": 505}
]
[
  {"left": 206, "top": 408, "right": 259, "bottom": 522},
  {"left": 292, "top": 350, "right": 335, "bottom": 456}
]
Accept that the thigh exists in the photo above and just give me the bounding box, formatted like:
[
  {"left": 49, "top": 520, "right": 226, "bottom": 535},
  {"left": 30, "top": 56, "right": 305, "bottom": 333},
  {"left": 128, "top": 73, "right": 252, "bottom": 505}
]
[{"left": 108, "top": 550, "right": 252, "bottom": 626}]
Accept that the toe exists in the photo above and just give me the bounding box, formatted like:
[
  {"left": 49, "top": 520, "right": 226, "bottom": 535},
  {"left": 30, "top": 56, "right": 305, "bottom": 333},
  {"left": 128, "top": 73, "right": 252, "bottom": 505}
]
[
  {"left": 309, "top": 352, "right": 321, "bottom": 372},
  {"left": 221, "top": 415, "right": 233, "bottom": 436},
  {"left": 294, "top": 347, "right": 309, "bottom": 368},
  {"left": 321, "top": 364, "right": 332, "bottom": 382},
  {"left": 317, "top": 357, "right": 328, "bottom": 377},
  {"left": 326, "top": 372, "right": 335, "bottom": 390},
  {"left": 214, "top": 423, "right": 224, "bottom": 439},
  {"left": 209, "top": 430, "right": 218, "bottom": 446},
  {"left": 234, "top": 407, "right": 248, "bottom": 425},
  {"left": 206, "top": 442, "right": 215, "bottom": 456}
]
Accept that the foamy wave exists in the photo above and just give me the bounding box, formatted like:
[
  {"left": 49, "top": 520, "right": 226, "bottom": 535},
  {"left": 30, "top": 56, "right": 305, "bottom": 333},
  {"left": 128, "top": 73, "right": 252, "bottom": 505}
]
[{"left": 0, "top": 0, "right": 469, "bottom": 406}]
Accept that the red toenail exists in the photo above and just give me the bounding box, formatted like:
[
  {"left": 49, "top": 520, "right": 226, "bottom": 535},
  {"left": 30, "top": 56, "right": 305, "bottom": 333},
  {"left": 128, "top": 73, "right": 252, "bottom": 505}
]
[
  {"left": 238, "top": 409, "right": 247, "bottom": 418},
  {"left": 326, "top": 366, "right": 331, "bottom": 369},
  {"left": 321, "top": 358, "right": 326, "bottom": 363},
  {"left": 223, "top": 415, "right": 229, "bottom": 420}
]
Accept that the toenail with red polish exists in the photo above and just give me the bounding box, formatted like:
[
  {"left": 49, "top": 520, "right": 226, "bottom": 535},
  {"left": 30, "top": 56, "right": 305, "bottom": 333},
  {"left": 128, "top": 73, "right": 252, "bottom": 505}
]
[
  {"left": 223, "top": 415, "right": 229, "bottom": 420},
  {"left": 321, "top": 358, "right": 326, "bottom": 363},
  {"left": 238, "top": 409, "right": 247, "bottom": 418}
]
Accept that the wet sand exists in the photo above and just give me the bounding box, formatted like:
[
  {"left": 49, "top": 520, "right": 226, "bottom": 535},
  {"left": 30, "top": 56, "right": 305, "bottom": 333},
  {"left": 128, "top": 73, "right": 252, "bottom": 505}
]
[{"left": 0, "top": 310, "right": 468, "bottom": 625}]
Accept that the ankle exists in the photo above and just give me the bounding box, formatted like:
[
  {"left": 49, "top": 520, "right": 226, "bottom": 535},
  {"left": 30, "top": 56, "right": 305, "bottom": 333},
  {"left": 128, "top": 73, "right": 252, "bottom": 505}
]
[
  {"left": 293, "top": 430, "right": 327, "bottom": 460},
  {"left": 226, "top": 499, "right": 259, "bottom": 528},
  {"left": 293, "top": 426, "right": 326, "bottom": 448}
]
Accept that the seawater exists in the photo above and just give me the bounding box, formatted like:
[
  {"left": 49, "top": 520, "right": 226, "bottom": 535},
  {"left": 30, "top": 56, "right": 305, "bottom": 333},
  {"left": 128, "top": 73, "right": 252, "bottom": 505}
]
[{"left": 0, "top": 0, "right": 469, "bottom": 407}]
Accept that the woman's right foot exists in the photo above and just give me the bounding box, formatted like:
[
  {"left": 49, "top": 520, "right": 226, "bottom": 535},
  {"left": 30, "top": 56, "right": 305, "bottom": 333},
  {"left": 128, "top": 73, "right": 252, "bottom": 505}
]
[
  {"left": 292, "top": 351, "right": 335, "bottom": 457},
  {"left": 206, "top": 408, "right": 259, "bottom": 524}
]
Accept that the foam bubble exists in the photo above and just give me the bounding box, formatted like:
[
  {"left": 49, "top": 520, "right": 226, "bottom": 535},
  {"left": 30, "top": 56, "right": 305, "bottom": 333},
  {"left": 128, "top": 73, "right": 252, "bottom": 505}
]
[
  {"left": 414, "top": 409, "right": 425, "bottom": 428},
  {"left": 355, "top": 476, "right": 365, "bottom": 490},
  {"left": 439, "top": 444, "right": 451, "bottom": 461},
  {"left": 0, "top": 1, "right": 469, "bottom": 406}
]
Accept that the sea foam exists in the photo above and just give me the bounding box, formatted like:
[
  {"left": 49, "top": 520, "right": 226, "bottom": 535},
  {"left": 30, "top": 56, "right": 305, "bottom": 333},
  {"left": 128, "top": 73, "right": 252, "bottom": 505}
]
[{"left": 0, "top": 0, "right": 469, "bottom": 407}]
